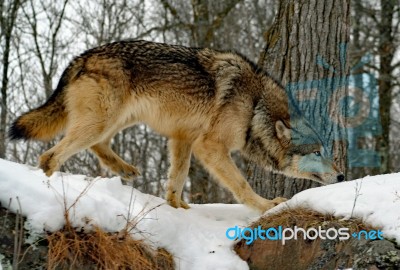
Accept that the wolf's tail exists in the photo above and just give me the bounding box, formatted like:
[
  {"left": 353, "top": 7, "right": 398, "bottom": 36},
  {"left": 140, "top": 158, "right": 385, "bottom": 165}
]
[{"left": 9, "top": 58, "right": 83, "bottom": 141}]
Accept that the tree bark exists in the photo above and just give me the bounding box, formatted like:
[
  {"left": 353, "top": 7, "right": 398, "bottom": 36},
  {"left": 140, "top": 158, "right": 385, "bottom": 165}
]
[
  {"left": 188, "top": 0, "right": 237, "bottom": 204},
  {"left": 0, "top": 0, "right": 23, "bottom": 159},
  {"left": 248, "top": 0, "right": 350, "bottom": 199}
]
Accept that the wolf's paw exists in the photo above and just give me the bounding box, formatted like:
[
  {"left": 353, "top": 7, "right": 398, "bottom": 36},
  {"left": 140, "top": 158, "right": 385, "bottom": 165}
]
[
  {"left": 39, "top": 152, "right": 56, "bottom": 177},
  {"left": 118, "top": 165, "right": 140, "bottom": 181},
  {"left": 260, "top": 201, "right": 278, "bottom": 212},
  {"left": 271, "top": 197, "right": 287, "bottom": 205},
  {"left": 258, "top": 197, "right": 287, "bottom": 213},
  {"left": 166, "top": 196, "right": 190, "bottom": 209},
  {"left": 179, "top": 200, "right": 190, "bottom": 209}
]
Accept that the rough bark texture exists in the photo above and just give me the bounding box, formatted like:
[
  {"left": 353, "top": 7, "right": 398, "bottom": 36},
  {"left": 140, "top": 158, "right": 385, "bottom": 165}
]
[
  {"left": 248, "top": 0, "right": 350, "bottom": 199},
  {"left": 0, "top": 0, "right": 22, "bottom": 159}
]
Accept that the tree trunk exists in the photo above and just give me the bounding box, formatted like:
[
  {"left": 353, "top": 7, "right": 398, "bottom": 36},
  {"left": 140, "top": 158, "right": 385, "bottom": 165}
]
[
  {"left": 372, "top": 0, "right": 396, "bottom": 175},
  {"left": 188, "top": 0, "right": 238, "bottom": 204},
  {"left": 188, "top": 0, "right": 213, "bottom": 204},
  {"left": 0, "top": 0, "right": 22, "bottom": 159},
  {"left": 191, "top": 0, "right": 211, "bottom": 47},
  {"left": 248, "top": 0, "right": 350, "bottom": 199}
]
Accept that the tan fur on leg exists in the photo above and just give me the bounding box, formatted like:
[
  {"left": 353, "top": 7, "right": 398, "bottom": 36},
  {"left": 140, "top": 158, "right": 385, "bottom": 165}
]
[
  {"left": 91, "top": 142, "right": 140, "bottom": 181},
  {"left": 166, "top": 139, "right": 192, "bottom": 209},
  {"left": 193, "top": 138, "right": 283, "bottom": 212}
]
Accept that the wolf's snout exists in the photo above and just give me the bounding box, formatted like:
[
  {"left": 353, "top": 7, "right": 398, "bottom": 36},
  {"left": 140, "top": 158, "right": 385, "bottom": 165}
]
[{"left": 337, "top": 173, "right": 345, "bottom": 182}]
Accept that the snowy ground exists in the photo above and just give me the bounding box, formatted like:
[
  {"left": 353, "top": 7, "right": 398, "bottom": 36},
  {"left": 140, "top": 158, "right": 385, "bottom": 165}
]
[
  {"left": 269, "top": 172, "right": 400, "bottom": 244},
  {"left": 1, "top": 158, "right": 400, "bottom": 269}
]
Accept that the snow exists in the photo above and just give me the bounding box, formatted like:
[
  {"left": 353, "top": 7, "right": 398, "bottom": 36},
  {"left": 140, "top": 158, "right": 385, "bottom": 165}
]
[
  {"left": 267, "top": 173, "right": 400, "bottom": 243},
  {"left": 0, "top": 159, "right": 257, "bottom": 269},
  {"left": 1, "top": 158, "right": 400, "bottom": 269}
]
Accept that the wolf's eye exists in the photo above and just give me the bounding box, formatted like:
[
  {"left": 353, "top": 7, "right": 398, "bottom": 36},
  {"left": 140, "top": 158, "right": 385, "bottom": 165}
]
[{"left": 314, "top": 151, "right": 321, "bottom": 156}]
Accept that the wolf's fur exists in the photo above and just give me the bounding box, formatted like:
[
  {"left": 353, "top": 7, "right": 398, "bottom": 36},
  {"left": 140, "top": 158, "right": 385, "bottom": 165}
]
[{"left": 10, "top": 40, "right": 343, "bottom": 212}]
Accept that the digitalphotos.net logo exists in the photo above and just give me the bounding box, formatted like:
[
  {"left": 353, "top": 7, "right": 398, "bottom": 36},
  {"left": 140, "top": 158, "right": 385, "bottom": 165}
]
[{"left": 226, "top": 225, "right": 384, "bottom": 245}]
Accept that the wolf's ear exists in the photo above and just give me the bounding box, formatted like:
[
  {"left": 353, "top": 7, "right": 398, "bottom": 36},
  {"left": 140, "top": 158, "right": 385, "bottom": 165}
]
[{"left": 275, "top": 120, "right": 291, "bottom": 142}]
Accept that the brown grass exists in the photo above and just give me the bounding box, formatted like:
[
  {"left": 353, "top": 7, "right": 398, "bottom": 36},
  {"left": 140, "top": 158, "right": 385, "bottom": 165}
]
[
  {"left": 45, "top": 174, "right": 174, "bottom": 269},
  {"left": 47, "top": 221, "right": 174, "bottom": 270},
  {"left": 253, "top": 207, "right": 376, "bottom": 232}
]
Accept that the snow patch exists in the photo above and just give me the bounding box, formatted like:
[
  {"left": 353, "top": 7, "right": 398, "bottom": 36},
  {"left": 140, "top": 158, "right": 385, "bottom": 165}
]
[
  {"left": 0, "top": 159, "right": 257, "bottom": 269},
  {"left": 1, "top": 158, "right": 399, "bottom": 269},
  {"left": 267, "top": 173, "right": 400, "bottom": 243}
]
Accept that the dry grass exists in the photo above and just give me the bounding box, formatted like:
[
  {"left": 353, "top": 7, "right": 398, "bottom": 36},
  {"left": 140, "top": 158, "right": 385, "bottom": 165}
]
[
  {"left": 45, "top": 175, "right": 174, "bottom": 269},
  {"left": 47, "top": 221, "right": 174, "bottom": 270},
  {"left": 253, "top": 207, "right": 376, "bottom": 232}
]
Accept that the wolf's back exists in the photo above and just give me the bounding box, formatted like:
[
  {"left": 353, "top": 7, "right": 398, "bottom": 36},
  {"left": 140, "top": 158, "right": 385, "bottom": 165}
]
[{"left": 9, "top": 59, "right": 83, "bottom": 141}]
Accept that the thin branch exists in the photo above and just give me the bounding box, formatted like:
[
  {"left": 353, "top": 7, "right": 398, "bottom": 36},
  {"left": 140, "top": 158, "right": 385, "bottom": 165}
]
[
  {"left": 350, "top": 179, "right": 363, "bottom": 218},
  {"left": 49, "top": 0, "right": 69, "bottom": 74},
  {"left": 211, "top": 0, "right": 242, "bottom": 29},
  {"left": 13, "top": 197, "right": 23, "bottom": 270},
  {"left": 204, "top": 0, "right": 242, "bottom": 44},
  {"left": 135, "top": 23, "right": 186, "bottom": 39},
  {"left": 158, "top": 0, "right": 188, "bottom": 27}
]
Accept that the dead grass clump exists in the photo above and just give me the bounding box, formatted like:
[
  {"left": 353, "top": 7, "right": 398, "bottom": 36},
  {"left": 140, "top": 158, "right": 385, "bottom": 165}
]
[
  {"left": 47, "top": 223, "right": 174, "bottom": 270},
  {"left": 253, "top": 207, "right": 376, "bottom": 232}
]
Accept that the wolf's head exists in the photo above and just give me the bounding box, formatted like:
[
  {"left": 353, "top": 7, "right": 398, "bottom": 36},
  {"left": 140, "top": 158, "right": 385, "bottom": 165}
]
[
  {"left": 243, "top": 99, "right": 344, "bottom": 185},
  {"left": 274, "top": 118, "right": 344, "bottom": 184}
]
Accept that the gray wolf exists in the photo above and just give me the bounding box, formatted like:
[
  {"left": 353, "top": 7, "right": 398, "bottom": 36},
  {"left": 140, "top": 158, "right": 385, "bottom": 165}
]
[{"left": 9, "top": 40, "right": 344, "bottom": 212}]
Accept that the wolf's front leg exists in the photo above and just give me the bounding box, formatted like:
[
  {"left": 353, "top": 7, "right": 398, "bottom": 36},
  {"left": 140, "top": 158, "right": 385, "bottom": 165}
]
[
  {"left": 165, "top": 139, "right": 192, "bottom": 209},
  {"left": 193, "top": 139, "right": 286, "bottom": 213}
]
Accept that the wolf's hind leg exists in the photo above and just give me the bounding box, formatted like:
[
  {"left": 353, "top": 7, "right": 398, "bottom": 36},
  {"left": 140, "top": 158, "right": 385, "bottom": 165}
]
[
  {"left": 39, "top": 75, "right": 131, "bottom": 178},
  {"left": 39, "top": 123, "right": 108, "bottom": 177},
  {"left": 166, "top": 139, "right": 192, "bottom": 209},
  {"left": 90, "top": 140, "right": 140, "bottom": 181}
]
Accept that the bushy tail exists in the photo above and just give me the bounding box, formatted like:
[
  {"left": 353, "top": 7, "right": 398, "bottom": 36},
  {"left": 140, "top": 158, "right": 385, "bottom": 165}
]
[
  {"left": 9, "top": 59, "right": 83, "bottom": 141},
  {"left": 9, "top": 87, "right": 68, "bottom": 141}
]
